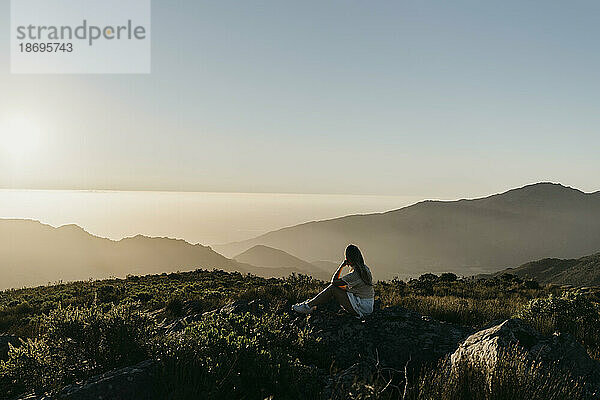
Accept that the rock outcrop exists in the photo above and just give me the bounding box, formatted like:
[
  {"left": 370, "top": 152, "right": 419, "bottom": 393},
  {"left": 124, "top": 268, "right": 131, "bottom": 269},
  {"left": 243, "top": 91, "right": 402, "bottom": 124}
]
[
  {"left": 296, "top": 303, "right": 473, "bottom": 371},
  {"left": 17, "top": 360, "right": 156, "bottom": 400},
  {"left": 284, "top": 302, "right": 473, "bottom": 398},
  {"left": 451, "top": 318, "right": 600, "bottom": 385}
]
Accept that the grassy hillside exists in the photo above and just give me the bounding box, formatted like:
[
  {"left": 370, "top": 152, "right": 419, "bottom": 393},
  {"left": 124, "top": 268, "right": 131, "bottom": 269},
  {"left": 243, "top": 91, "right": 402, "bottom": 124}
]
[
  {"left": 1, "top": 269, "right": 599, "bottom": 399},
  {"left": 215, "top": 183, "right": 600, "bottom": 279},
  {"left": 499, "top": 253, "right": 600, "bottom": 286}
]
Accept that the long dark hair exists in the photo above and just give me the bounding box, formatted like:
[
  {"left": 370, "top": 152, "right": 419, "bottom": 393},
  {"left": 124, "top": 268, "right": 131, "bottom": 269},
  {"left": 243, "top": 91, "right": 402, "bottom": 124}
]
[{"left": 346, "top": 244, "right": 372, "bottom": 286}]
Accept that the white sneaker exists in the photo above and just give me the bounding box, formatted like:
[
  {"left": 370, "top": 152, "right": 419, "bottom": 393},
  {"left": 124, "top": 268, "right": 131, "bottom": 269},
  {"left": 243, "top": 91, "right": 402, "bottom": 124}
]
[{"left": 292, "top": 302, "right": 313, "bottom": 314}]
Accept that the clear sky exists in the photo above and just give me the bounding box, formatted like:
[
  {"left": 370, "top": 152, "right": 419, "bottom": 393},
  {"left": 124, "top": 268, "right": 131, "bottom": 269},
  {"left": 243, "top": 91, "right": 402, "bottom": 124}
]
[{"left": 1, "top": 1, "right": 599, "bottom": 198}]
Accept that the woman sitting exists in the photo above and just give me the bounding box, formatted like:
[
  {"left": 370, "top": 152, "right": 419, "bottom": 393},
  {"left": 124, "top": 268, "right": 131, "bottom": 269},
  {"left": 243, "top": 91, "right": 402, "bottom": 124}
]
[{"left": 292, "top": 244, "right": 374, "bottom": 318}]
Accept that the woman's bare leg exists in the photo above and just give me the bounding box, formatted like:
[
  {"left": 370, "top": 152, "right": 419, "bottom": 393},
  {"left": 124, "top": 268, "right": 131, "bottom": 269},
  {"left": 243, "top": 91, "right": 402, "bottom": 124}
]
[
  {"left": 306, "top": 284, "right": 334, "bottom": 307},
  {"left": 307, "top": 284, "right": 358, "bottom": 316}
]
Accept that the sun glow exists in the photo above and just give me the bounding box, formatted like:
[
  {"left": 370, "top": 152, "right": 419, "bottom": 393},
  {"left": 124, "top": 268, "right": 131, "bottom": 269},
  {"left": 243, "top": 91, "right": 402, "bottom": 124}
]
[{"left": 0, "top": 114, "right": 42, "bottom": 161}]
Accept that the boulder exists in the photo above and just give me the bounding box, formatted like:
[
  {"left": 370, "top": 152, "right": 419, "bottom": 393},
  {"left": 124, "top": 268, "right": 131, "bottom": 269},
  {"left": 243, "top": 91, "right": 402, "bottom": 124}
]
[
  {"left": 451, "top": 318, "right": 600, "bottom": 383},
  {"left": 17, "top": 360, "right": 157, "bottom": 400}
]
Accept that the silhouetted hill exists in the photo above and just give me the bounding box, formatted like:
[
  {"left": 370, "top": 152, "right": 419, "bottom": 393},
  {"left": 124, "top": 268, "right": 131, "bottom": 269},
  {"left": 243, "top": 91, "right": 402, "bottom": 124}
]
[
  {"left": 215, "top": 183, "right": 600, "bottom": 279},
  {"left": 0, "top": 219, "right": 296, "bottom": 290},
  {"left": 499, "top": 253, "right": 600, "bottom": 286},
  {"left": 234, "top": 245, "right": 329, "bottom": 280}
]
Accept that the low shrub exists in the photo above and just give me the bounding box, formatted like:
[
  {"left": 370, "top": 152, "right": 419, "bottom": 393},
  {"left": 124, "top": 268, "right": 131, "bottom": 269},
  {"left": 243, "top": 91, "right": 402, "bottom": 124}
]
[
  {"left": 0, "top": 338, "right": 56, "bottom": 399},
  {"left": 0, "top": 304, "right": 152, "bottom": 399},
  {"left": 152, "top": 312, "right": 322, "bottom": 399},
  {"left": 516, "top": 290, "right": 600, "bottom": 356}
]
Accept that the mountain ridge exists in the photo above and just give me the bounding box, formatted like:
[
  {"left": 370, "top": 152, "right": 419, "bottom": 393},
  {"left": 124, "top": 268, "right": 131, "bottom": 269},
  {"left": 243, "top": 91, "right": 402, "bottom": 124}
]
[
  {"left": 0, "top": 219, "right": 321, "bottom": 290},
  {"left": 497, "top": 252, "right": 600, "bottom": 286},
  {"left": 214, "top": 183, "right": 600, "bottom": 279}
]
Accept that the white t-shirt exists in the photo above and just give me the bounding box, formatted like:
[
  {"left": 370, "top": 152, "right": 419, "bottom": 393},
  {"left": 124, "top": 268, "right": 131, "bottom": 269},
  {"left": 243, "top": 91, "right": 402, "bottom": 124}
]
[{"left": 342, "top": 265, "right": 374, "bottom": 299}]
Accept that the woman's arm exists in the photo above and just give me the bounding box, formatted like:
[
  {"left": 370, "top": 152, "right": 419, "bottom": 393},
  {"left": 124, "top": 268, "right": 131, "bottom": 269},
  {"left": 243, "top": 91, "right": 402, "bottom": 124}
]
[
  {"left": 332, "top": 279, "right": 347, "bottom": 289},
  {"left": 331, "top": 260, "right": 347, "bottom": 282},
  {"left": 331, "top": 261, "right": 348, "bottom": 289}
]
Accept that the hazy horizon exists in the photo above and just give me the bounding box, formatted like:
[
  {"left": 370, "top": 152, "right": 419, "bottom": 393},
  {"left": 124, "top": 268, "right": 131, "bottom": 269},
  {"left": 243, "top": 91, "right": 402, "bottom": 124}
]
[
  {"left": 3, "top": 181, "right": 600, "bottom": 290},
  {"left": 2, "top": 181, "right": 597, "bottom": 248},
  {"left": 0, "top": 188, "right": 423, "bottom": 245}
]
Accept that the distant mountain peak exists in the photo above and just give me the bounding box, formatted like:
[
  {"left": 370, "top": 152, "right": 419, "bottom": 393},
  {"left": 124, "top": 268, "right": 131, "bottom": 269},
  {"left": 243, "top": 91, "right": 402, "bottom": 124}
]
[
  {"left": 57, "top": 223, "right": 87, "bottom": 233},
  {"left": 461, "top": 182, "right": 590, "bottom": 207},
  {"left": 505, "top": 182, "right": 583, "bottom": 194},
  {"left": 234, "top": 245, "right": 329, "bottom": 279}
]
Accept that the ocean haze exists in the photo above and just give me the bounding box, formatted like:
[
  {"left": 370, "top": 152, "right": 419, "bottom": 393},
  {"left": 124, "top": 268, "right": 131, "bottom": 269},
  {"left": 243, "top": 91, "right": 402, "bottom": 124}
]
[{"left": 0, "top": 189, "right": 420, "bottom": 245}]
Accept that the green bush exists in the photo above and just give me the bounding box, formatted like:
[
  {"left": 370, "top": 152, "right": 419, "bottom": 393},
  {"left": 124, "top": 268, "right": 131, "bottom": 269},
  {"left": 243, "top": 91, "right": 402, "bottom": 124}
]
[
  {"left": 0, "top": 338, "right": 56, "bottom": 399},
  {"left": 516, "top": 291, "right": 600, "bottom": 352},
  {"left": 440, "top": 273, "right": 458, "bottom": 282},
  {"left": 0, "top": 304, "right": 152, "bottom": 399},
  {"left": 165, "top": 297, "right": 184, "bottom": 317},
  {"left": 42, "top": 304, "right": 151, "bottom": 372},
  {"left": 153, "top": 312, "right": 322, "bottom": 399}
]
